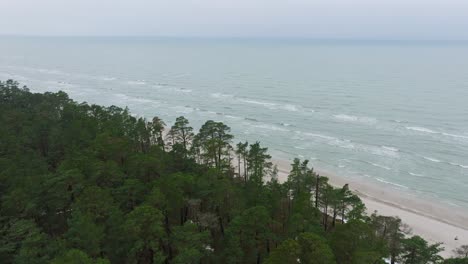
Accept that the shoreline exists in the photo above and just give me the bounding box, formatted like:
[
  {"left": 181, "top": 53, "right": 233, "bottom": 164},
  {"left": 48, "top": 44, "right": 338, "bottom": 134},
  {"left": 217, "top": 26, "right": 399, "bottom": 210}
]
[
  {"left": 272, "top": 158, "right": 468, "bottom": 257},
  {"left": 165, "top": 123, "right": 468, "bottom": 257}
]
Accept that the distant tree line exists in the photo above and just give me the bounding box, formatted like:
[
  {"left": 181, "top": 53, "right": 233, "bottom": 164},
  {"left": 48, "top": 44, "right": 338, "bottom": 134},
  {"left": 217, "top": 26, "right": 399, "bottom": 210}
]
[{"left": 0, "top": 79, "right": 466, "bottom": 264}]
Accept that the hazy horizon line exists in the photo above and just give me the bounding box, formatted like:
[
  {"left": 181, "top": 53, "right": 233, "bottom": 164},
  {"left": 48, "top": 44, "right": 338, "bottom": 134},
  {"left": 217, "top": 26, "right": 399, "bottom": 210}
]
[{"left": 2, "top": 34, "right": 468, "bottom": 43}]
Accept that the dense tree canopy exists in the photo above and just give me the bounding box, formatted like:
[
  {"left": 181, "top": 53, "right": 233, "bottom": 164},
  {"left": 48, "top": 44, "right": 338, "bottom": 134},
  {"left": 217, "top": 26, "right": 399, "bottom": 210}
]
[{"left": 0, "top": 80, "right": 459, "bottom": 263}]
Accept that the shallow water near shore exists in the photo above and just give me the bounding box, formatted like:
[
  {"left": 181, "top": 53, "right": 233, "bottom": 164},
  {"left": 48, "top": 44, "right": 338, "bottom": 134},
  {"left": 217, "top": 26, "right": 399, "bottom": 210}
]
[{"left": 1, "top": 36, "right": 468, "bottom": 209}]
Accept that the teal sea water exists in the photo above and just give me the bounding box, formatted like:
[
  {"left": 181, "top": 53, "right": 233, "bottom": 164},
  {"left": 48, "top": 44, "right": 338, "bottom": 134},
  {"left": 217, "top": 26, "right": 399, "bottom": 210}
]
[{"left": 1, "top": 37, "right": 468, "bottom": 208}]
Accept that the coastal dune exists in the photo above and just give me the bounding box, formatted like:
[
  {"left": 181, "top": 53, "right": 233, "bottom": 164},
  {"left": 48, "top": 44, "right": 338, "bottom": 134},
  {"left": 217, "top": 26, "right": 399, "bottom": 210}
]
[{"left": 273, "top": 158, "right": 468, "bottom": 257}]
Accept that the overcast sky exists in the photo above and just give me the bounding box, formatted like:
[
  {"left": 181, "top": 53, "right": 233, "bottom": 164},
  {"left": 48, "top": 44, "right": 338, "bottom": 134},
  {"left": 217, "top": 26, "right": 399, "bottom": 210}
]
[{"left": 1, "top": 0, "right": 468, "bottom": 39}]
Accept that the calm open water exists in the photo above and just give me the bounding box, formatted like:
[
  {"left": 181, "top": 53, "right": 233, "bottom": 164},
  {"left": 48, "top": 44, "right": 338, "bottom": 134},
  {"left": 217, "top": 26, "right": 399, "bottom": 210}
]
[{"left": 1, "top": 37, "right": 468, "bottom": 208}]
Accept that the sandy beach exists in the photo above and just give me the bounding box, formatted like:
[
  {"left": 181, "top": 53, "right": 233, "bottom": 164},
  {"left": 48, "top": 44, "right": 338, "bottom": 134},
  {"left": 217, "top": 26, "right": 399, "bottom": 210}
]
[{"left": 273, "top": 158, "right": 468, "bottom": 258}]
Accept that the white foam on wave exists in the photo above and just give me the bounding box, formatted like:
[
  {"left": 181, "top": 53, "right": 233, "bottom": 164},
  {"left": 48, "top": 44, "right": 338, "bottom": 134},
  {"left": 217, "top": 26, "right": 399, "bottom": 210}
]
[
  {"left": 172, "top": 105, "right": 194, "bottom": 114},
  {"left": 100, "top": 76, "right": 116, "bottom": 81},
  {"left": 225, "top": 115, "right": 241, "bottom": 120},
  {"left": 421, "top": 156, "right": 468, "bottom": 169},
  {"left": 114, "top": 93, "right": 156, "bottom": 104},
  {"left": 409, "top": 172, "right": 424, "bottom": 177},
  {"left": 406, "top": 126, "right": 468, "bottom": 142},
  {"left": 282, "top": 104, "right": 299, "bottom": 112},
  {"left": 299, "top": 131, "right": 337, "bottom": 141},
  {"left": 127, "top": 80, "right": 146, "bottom": 85},
  {"left": 333, "top": 114, "right": 377, "bottom": 124},
  {"left": 423, "top": 156, "right": 441, "bottom": 163},
  {"left": 327, "top": 138, "right": 355, "bottom": 150},
  {"left": 252, "top": 123, "right": 290, "bottom": 132},
  {"left": 212, "top": 93, "right": 310, "bottom": 113},
  {"left": 239, "top": 98, "right": 303, "bottom": 112},
  {"left": 369, "top": 162, "right": 391, "bottom": 170},
  {"left": 449, "top": 162, "right": 468, "bottom": 169},
  {"left": 211, "top": 92, "right": 234, "bottom": 99},
  {"left": 296, "top": 131, "right": 399, "bottom": 158},
  {"left": 442, "top": 132, "right": 468, "bottom": 140},
  {"left": 406, "top": 126, "right": 438, "bottom": 134},
  {"left": 420, "top": 155, "right": 468, "bottom": 169},
  {"left": 376, "top": 178, "right": 409, "bottom": 189},
  {"left": 361, "top": 144, "right": 400, "bottom": 158},
  {"left": 240, "top": 98, "right": 276, "bottom": 107},
  {"left": 382, "top": 146, "right": 399, "bottom": 152}
]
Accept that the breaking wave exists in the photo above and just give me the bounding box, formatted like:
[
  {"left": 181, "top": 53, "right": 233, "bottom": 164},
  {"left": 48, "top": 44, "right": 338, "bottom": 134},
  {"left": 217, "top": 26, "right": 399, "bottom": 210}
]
[
  {"left": 210, "top": 93, "right": 313, "bottom": 113},
  {"left": 251, "top": 123, "right": 290, "bottom": 132},
  {"left": 406, "top": 126, "right": 468, "bottom": 141},
  {"left": 127, "top": 80, "right": 146, "bottom": 85},
  {"left": 423, "top": 156, "right": 441, "bottom": 163},
  {"left": 114, "top": 93, "right": 157, "bottom": 104},
  {"left": 333, "top": 114, "right": 377, "bottom": 124},
  {"left": 369, "top": 162, "right": 391, "bottom": 170},
  {"left": 441, "top": 132, "right": 468, "bottom": 140},
  {"left": 406, "top": 126, "right": 437, "bottom": 134},
  {"left": 238, "top": 98, "right": 305, "bottom": 112},
  {"left": 211, "top": 92, "right": 234, "bottom": 99},
  {"left": 449, "top": 162, "right": 468, "bottom": 169},
  {"left": 99, "top": 76, "right": 116, "bottom": 81},
  {"left": 376, "top": 178, "right": 409, "bottom": 189},
  {"left": 295, "top": 131, "right": 399, "bottom": 158},
  {"left": 382, "top": 146, "right": 399, "bottom": 152},
  {"left": 279, "top": 122, "right": 293, "bottom": 127}
]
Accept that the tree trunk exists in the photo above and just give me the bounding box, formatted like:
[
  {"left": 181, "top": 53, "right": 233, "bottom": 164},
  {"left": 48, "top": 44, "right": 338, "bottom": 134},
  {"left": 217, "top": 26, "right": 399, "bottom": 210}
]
[
  {"left": 218, "top": 145, "right": 222, "bottom": 170},
  {"left": 213, "top": 151, "right": 218, "bottom": 169},
  {"left": 332, "top": 206, "right": 337, "bottom": 227},
  {"left": 216, "top": 206, "right": 225, "bottom": 235},
  {"left": 341, "top": 202, "right": 345, "bottom": 224},
  {"left": 158, "top": 133, "right": 165, "bottom": 153},
  {"left": 238, "top": 154, "right": 241, "bottom": 178},
  {"left": 315, "top": 175, "right": 320, "bottom": 208},
  {"left": 164, "top": 213, "right": 171, "bottom": 234},
  {"left": 182, "top": 129, "right": 187, "bottom": 155},
  {"left": 323, "top": 204, "right": 328, "bottom": 231},
  {"left": 219, "top": 216, "right": 224, "bottom": 235},
  {"left": 243, "top": 155, "right": 248, "bottom": 182}
]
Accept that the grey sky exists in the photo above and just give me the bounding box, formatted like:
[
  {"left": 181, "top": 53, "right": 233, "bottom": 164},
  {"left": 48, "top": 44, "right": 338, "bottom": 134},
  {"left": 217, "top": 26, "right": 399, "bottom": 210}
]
[{"left": 1, "top": 0, "right": 468, "bottom": 39}]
